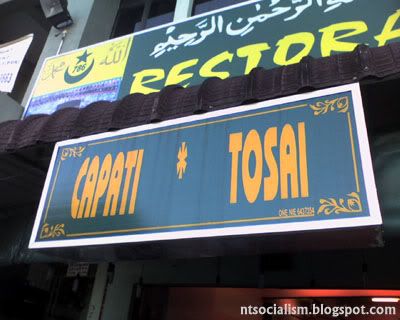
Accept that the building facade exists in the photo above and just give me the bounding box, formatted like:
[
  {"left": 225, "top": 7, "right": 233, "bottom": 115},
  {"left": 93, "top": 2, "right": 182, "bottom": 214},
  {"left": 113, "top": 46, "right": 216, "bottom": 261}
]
[{"left": 1, "top": 1, "right": 400, "bottom": 319}]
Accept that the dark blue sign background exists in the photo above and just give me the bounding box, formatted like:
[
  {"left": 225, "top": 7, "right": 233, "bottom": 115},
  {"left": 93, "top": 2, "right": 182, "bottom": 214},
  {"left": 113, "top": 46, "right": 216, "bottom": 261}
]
[{"left": 30, "top": 87, "right": 379, "bottom": 248}]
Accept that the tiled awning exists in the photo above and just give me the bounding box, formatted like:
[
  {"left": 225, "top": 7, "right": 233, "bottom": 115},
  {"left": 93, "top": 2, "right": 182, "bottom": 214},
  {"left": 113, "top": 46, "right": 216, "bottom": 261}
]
[
  {"left": 1, "top": 44, "right": 400, "bottom": 153},
  {"left": 1, "top": 43, "right": 400, "bottom": 264}
]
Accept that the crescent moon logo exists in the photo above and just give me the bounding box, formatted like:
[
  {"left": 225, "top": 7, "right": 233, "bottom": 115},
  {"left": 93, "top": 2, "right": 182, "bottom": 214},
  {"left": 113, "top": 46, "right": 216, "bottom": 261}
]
[{"left": 64, "top": 59, "right": 95, "bottom": 84}]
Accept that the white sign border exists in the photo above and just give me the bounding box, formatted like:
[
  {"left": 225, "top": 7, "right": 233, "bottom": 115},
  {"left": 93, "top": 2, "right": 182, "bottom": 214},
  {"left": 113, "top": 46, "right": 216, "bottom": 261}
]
[{"left": 29, "top": 83, "right": 382, "bottom": 249}]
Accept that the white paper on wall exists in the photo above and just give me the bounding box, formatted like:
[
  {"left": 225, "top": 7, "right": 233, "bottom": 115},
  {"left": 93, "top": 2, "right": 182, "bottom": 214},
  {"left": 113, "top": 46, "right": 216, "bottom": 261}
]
[{"left": 0, "top": 34, "right": 33, "bottom": 93}]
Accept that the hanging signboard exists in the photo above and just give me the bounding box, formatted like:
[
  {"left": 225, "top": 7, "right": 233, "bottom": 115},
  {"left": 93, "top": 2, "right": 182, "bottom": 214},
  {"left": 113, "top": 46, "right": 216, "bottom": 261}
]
[
  {"left": 25, "top": 35, "right": 133, "bottom": 116},
  {"left": 29, "top": 84, "right": 382, "bottom": 249},
  {"left": 0, "top": 34, "right": 33, "bottom": 93},
  {"left": 24, "top": 0, "right": 400, "bottom": 117}
]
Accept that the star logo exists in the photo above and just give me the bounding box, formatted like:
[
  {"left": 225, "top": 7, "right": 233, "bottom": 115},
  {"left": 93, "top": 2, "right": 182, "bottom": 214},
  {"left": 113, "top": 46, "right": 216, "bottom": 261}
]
[
  {"left": 177, "top": 142, "right": 188, "bottom": 180},
  {"left": 64, "top": 50, "right": 95, "bottom": 84},
  {"left": 76, "top": 50, "right": 92, "bottom": 64}
]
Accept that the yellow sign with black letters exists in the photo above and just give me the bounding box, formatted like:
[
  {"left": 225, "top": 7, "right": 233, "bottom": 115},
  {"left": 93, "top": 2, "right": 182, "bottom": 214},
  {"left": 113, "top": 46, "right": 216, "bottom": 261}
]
[{"left": 25, "top": 0, "right": 400, "bottom": 117}]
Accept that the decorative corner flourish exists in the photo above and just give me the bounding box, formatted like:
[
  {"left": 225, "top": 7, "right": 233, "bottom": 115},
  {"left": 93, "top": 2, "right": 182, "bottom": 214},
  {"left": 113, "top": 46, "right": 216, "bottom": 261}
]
[
  {"left": 318, "top": 192, "right": 362, "bottom": 215},
  {"left": 61, "top": 146, "right": 86, "bottom": 161},
  {"left": 40, "top": 223, "right": 66, "bottom": 239},
  {"left": 309, "top": 97, "right": 349, "bottom": 116}
]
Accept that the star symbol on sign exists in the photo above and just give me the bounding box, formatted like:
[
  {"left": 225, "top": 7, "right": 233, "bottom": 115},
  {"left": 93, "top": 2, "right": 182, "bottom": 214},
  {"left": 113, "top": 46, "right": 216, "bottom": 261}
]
[
  {"left": 76, "top": 50, "right": 92, "bottom": 64},
  {"left": 177, "top": 142, "right": 188, "bottom": 180}
]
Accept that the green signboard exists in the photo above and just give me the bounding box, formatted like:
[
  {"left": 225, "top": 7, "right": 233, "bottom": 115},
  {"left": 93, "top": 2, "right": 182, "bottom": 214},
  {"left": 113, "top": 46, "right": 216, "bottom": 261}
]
[
  {"left": 29, "top": 84, "right": 381, "bottom": 248},
  {"left": 25, "top": 0, "right": 400, "bottom": 116}
]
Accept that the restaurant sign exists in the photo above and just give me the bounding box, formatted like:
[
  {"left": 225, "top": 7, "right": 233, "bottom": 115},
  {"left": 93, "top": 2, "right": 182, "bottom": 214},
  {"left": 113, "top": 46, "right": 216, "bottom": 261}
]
[
  {"left": 24, "top": 0, "right": 400, "bottom": 117},
  {"left": 29, "top": 84, "right": 381, "bottom": 248}
]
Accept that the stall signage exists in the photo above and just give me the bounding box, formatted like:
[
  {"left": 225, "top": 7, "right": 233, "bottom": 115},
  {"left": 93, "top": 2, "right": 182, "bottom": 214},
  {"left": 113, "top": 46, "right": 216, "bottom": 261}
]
[
  {"left": 24, "top": 0, "right": 400, "bottom": 117},
  {"left": 29, "top": 84, "right": 382, "bottom": 248}
]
